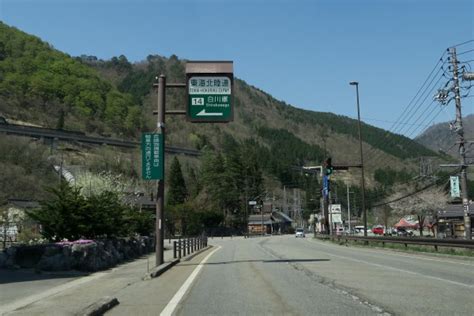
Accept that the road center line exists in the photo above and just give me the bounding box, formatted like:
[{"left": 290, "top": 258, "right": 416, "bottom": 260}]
[
  {"left": 308, "top": 238, "right": 474, "bottom": 267},
  {"left": 160, "top": 246, "right": 221, "bottom": 316}
]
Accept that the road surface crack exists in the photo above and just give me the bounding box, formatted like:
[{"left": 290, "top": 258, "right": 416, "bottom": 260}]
[{"left": 258, "top": 238, "right": 392, "bottom": 316}]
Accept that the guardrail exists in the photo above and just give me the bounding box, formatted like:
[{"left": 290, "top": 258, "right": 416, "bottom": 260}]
[
  {"left": 317, "top": 235, "right": 474, "bottom": 251},
  {"left": 0, "top": 123, "right": 200, "bottom": 157},
  {"left": 173, "top": 236, "right": 208, "bottom": 259}
]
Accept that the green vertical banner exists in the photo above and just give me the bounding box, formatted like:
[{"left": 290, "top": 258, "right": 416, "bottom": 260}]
[
  {"left": 450, "top": 176, "right": 460, "bottom": 198},
  {"left": 142, "top": 133, "right": 164, "bottom": 180}
]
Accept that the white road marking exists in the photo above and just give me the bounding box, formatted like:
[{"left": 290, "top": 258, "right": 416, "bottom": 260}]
[
  {"left": 160, "top": 246, "right": 221, "bottom": 316},
  {"left": 326, "top": 251, "right": 474, "bottom": 288},
  {"left": 302, "top": 238, "right": 474, "bottom": 288},
  {"left": 0, "top": 271, "right": 109, "bottom": 314},
  {"left": 308, "top": 237, "right": 474, "bottom": 267}
]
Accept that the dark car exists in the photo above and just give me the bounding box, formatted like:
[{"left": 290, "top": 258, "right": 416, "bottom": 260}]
[{"left": 396, "top": 227, "right": 413, "bottom": 237}]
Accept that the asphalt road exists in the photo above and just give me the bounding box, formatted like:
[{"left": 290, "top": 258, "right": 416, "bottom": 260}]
[
  {"left": 3, "top": 236, "right": 473, "bottom": 315},
  {"left": 172, "top": 235, "right": 474, "bottom": 315}
]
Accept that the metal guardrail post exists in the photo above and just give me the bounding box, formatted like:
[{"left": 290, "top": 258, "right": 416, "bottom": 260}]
[
  {"left": 173, "top": 241, "right": 177, "bottom": 259},
  {"left": 179, "top": 237, "right": 182, "bottom": 258},
  {"left": 187, "top": 238, "right": 190, "bottom": 255}
]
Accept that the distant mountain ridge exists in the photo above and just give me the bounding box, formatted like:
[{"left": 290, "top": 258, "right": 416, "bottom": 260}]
[
  {"left": 0, "top": 22, "right": 444, "bottom": 188},
  {"left": 416, "top": 114, "right": 474, "bottom": 157}
]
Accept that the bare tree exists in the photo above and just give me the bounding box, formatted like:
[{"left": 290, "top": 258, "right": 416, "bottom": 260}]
[
  {"left": 374, "top": 205, "right": 392, "bottom": 233},
  {"left": 386, "top": 186, "right": 448, "bottom": 236}
]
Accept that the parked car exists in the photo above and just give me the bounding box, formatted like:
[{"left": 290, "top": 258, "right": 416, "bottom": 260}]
[
  {"left": 396, "top": 227, "right": 413, "bottom": 237},
  {"left": 295, "top": 228, "right": 305, "bottom": 238},
  {"left": 335, "top": 227, "right": 344, "bottom": 236},
  {"left": 372, "top": 226, "right": 384, "bottom": 235},
  {"left": 354, "top": 226, "right": 365, "bottom": 235}
]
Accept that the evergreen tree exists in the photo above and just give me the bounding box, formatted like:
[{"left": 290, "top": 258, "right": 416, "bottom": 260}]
[
  {"left": 167, "top": 157, "right": 188, "bottom": 206},
  {"left": 27, "top": 182, "right": 87, "bottom": 241}
]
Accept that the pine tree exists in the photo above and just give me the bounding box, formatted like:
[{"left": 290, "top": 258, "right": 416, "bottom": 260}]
[{"left": 167, "top": 157, "right": 188, "bottom": 206}]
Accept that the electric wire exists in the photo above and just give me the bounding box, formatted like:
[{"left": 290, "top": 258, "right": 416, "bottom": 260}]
[
  {"left": 362, "top": 69, "right": 446, "bottom": 163},
  {"left": 456, "top": 48, "right": 474, "bottom": 56},
  {"left": 450, "top": 40, "right": 474, "bottom": 48},
  {"left": 364, "top": 73, "right": 447, "bottom": 167}
]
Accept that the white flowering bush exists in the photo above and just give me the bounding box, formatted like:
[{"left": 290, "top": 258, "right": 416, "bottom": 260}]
[{"left": 74, "top": 170, "right": 140, "bottom": 197}]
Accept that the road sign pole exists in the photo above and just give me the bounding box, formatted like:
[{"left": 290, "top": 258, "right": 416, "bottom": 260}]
[{"left": 156, "top": 75, "right": 166, "bottom": 266}]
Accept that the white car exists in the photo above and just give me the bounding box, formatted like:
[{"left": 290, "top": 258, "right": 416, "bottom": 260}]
[{"left": 295, "top": 228, "right": 305, "bottom": 238}]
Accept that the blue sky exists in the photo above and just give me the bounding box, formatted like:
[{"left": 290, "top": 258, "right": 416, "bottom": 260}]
[{"left": 1, "top": 0, "right": 473, "bottom": 138}]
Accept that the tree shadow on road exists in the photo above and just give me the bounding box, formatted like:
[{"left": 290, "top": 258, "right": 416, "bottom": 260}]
[
  {"left": 0, "top": 269, "right": 88, "bottom": 285},
  {"left": 180, "top": 258, "right": 330, "bottom": 266}
]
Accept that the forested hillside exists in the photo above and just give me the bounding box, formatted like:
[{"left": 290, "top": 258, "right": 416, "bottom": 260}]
[
  {"left": 0, "top": 22, "right": 141, "bottom": 136},
  {"left": 0, "top": 22, "right": 449, "bottom": 230}
]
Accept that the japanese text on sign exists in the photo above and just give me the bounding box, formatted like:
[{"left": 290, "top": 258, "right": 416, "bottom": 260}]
[
  {"left": 189, "top": 77, "right": 231, "bottom": 94},
  {"left": 142, "top": 133, "right": 164, "bottom": 180}
]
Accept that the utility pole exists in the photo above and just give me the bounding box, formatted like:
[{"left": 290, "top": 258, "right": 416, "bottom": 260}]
[
  {"left": 450, "top": 47, "right": 471, "bottom": 239},
  {"left": 298, "top": 189, "right": 302, "bottom": 227},
  {"left": 155, "top": 75, "right": 166, "bottom": 265},
  {"left": 292, "top": 188, "right": 295, "bottom": 221},
  {"left": 350, "top": 81, "right": 368, "bottom": 237},
  {"left": 346, "top": 184, "right": 351, "bottom": 233},
  {"left": 322, "top": 163, "right": 330, "bottom": 234}
]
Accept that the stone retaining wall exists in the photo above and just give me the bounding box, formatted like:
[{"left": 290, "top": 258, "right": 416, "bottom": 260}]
[{"left": 0, "top": 237, "right": 154, "bottom": 272}]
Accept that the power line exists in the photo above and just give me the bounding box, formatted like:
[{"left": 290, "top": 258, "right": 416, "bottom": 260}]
[
  {"left": 371, "top": 176, "right": 451, "bottom": 208},
  {"left": 362, "top": 70, "right": 446, "bottom": 165},
  {"left": 364, "top": 75, "right": 447, "bottom": 167},
  {"left": 450, "top": 40, "right": 474, "bottom": 48},
  {"left": 457, "top": 48, "right": 474, "bottom": 56}
]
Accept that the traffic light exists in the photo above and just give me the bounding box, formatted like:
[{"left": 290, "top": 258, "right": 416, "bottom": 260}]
[{"left": 325, "top": 157, "right": 333, "bottom": 176}]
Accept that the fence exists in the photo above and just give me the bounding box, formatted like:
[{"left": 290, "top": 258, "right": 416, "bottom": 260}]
[
  {"left": 317, "top": 235, "right": 474, "bottom": 251},
  {"left": 173, "top": 235, "right": 208, "bottom": 259}
]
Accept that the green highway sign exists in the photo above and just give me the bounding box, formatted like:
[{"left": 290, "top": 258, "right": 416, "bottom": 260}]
[
  {"left": 141, "top": 133, "right": 164, "bottom": 180},
  {"left": 186, "top": 61, "right": 233, "bottom": 122},
  {"left": 187, "top": 76, "right": 233, "bottom": 122}
]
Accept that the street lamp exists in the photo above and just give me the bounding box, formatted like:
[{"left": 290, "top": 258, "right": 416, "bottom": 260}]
[{"left": 349, "top": 81, "right": 368, "bottom": 237}]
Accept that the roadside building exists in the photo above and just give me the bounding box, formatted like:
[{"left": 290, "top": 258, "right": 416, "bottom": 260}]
[
  {"left": 437, "top": 202, "right": 474, "bottom": 238},
  {"left": 1, "top": 199, "right": 40, "bottom": 248},
  {"left": 247, "top": 211, "right": 293, "bottom": 235}
]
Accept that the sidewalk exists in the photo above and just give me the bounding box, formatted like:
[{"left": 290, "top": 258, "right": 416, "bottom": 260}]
[{"left": 1, "top": 241, "right": 176, "bottom": 315}]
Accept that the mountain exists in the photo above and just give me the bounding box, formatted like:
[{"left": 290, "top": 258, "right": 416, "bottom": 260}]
[
  {"left": 0, "top": 22, "right": 141, "bottom": 136},
  {"left": 85, "top": 53, "right": 441, "bottom": 181},
  {"left": 416, "top": 114, "right": 474, "bottom": 158},
  {"left": 0, "top": 22, "right": 446, "bottom": 205}
]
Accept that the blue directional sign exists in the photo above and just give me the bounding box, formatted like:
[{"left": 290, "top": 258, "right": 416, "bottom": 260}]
[{"left": 323, "top": 175, "right": 329, "bottom": 198}]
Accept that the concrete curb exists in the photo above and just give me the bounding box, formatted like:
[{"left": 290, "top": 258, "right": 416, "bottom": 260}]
[
  {"left": 78, "top": 296, "right": 119, "bottom": 316},
  {"left": 182, "top": 245, "right": 213, "bottom": 262},
  {"left": 144, "top": 258, "right": 181, "bottom": 280},
  {"left": 142, "top": 245, "right": 213, "bottom": 280}
]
